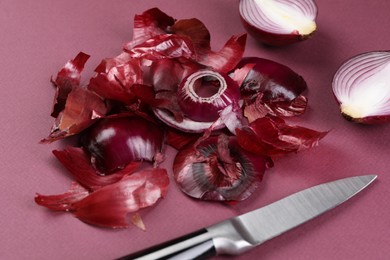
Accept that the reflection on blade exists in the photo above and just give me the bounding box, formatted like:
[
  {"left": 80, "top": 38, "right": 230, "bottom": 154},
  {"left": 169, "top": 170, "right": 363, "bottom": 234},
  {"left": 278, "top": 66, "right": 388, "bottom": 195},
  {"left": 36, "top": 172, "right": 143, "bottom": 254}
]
[{"left": 207, "top": 175, "right": 376, "bottom": 255}]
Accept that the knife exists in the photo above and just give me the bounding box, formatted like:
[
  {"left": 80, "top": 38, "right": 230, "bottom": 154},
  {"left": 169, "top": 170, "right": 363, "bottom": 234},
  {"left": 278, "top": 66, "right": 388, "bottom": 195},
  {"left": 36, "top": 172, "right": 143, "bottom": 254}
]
[{"left": 117, "top": 175, "right": 377, "bottom": 260}]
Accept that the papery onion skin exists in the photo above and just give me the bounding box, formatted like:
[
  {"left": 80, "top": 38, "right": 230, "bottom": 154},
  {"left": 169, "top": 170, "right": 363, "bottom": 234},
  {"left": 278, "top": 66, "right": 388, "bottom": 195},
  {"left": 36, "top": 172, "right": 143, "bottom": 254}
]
[
  {"left": 42, "top": 86, "right": 108, "bottom": 143},
  {"left": 125, "top": 8, "right": 175, "bottom": 50},
  {"left": 332, "top": 51, "right": 390, "bottom": 124},
  {"left": 35, "top": 182, "right": 89, "bottom": 211},
  {"left": 51, "top": 52, "right": 90, "bottom": 117},
  {"left": 36, "top": 168, "right": 170, "bottom": 229},
  {"left": 177, "top": 70, "right": 240, "bottom": 122},
  {"left": 42, "top": 52, "right": 108, "bottom": 143},
  {"left": 81, "top": 115, "right": 165, "bottom": 173},
  {"left": 88, "top": 52, "right": 143, "bottom": 105},
  {"left": 53, "top": 147, "right": 141, "bottom": 190},
  {"left": 173, "top": 135, "right": 273, "bottom": 201},
  {"left": 238, "top": 57, "right": 307, "bottom": 99},
  {"left": 236, "top": 116, "right": 327, "bottom": 157},
  {"left": 239, "top": 0, "right": 318, "bottom": 46},
  {"left": 71, "top": 168, "right": 169, "bottom": 228},
  {"left": 236, "top": 57, "right": 308, "bottom": 121}
]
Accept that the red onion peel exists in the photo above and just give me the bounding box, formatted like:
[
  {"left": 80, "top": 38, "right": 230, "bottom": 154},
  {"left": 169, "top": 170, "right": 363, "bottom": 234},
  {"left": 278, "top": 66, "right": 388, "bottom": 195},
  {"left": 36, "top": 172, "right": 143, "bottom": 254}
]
[
  {"left": 173, "top": 134, "right": 273, "bottom": 201},
  {"left": 80, "top": 115, "right": 165, "bottom": 173},
  {"left": 236, "top": 116, "right": 327, "bottom": 157},
  {"left": 35, "top": 168, "right": 169, "bottom": 229},
  {"left": 53, "top": 147, "right": 141, "bottom": 191},
  {"left": 42, "top": 86, "right": 108, "bottom": 143},
  {"left": 51, "top": 52, "right": 90, "bottom": 117},
  {"left": 235, "top": 57, "right": 308, "bottom": 122}
]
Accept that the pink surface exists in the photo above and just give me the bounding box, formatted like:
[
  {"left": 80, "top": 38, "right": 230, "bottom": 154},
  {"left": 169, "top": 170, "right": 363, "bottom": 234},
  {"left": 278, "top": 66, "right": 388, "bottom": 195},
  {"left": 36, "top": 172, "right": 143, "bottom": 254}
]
[{"left": 1, "top": 0, "right": 389, "bottom": 259}]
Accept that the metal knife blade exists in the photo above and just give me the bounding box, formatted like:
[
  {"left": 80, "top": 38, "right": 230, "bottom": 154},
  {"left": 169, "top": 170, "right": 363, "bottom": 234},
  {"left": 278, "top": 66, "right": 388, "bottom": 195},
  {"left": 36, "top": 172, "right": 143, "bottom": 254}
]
[{"left": 117, "top": 175, "right": 377, "bottom": 260}]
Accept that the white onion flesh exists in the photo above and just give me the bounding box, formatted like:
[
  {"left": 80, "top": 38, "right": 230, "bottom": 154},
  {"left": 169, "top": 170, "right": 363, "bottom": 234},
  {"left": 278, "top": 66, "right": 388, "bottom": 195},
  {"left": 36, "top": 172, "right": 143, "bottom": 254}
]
[
  {"left": 332, "top": 51, "right": 390, "bottom": 122},
  {"left": 239, "top": 0, "right": 317, "bottom": 35}
]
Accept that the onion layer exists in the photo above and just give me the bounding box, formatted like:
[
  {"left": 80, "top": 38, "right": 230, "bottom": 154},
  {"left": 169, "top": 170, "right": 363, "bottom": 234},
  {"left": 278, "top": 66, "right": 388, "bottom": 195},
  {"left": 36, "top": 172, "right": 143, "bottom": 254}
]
[
  {"left": 35, "top": 168, "right": 169, "bottom": 228},
  {"left": 236, "top": 116, "right": 327, "bottom": 156},
  {"left": 173, "top": 135, "right": 273, "bottom": 201},
  {"left": 234, "top": 57, "right": 308, "bottom": 122},
  {"left": 332, "top": 51, "right": 390, "bottom": 124},
  {"left": 81, "top": 115, "right": 165, "bottom": 173},
  {"left": 239, "top": 0, "right": 318, "bottom": 46}
]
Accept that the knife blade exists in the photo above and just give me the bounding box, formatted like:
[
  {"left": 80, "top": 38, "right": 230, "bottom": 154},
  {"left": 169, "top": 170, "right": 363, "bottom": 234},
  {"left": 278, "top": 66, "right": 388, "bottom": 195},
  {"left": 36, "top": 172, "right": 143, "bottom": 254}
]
[{"left": 117, "top": 174, "right": 377, "bottom": 260}]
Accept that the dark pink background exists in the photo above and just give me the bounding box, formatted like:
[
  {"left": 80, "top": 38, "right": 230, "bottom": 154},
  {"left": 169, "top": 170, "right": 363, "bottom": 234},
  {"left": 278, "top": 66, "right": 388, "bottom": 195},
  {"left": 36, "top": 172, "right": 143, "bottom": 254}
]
[{"left": 1, "top": 0, "right": 389, "bottom": 259}]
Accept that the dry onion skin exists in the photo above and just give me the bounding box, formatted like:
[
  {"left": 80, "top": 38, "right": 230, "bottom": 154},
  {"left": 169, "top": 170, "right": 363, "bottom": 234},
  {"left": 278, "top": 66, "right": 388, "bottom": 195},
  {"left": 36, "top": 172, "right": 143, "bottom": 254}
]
[
  {"left": 239, "top": 0, "right": 318, "bottom": 46},
  {"left": 35, "top": 8, "right": 327, "bottom": 229},
  {"left": 173, "top": 135, "right": 273, "bottom": 201},
  {"left": 332, "top": 51, "right": 390, "bottom": 124}
]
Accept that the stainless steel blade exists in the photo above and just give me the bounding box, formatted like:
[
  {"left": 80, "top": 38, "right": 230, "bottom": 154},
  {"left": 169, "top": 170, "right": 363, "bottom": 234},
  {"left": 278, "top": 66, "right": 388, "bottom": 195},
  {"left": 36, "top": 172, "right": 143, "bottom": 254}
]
[{"left": 207, "top": 175, "right": 377, "bottom": 255}]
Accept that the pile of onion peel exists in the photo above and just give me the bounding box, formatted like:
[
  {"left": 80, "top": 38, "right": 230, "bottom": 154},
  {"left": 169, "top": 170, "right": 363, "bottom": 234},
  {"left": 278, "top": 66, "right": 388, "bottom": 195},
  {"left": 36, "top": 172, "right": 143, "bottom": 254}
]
[{"left": 35, "top": 7, "right": 327, "bottom": 229}]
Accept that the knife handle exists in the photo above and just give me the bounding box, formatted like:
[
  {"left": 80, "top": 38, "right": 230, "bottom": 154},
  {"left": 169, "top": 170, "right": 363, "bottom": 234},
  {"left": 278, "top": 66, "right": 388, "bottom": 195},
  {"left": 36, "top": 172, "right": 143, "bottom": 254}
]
[{"left": 116, "top": 228, "right": 216, "bottom": 260}]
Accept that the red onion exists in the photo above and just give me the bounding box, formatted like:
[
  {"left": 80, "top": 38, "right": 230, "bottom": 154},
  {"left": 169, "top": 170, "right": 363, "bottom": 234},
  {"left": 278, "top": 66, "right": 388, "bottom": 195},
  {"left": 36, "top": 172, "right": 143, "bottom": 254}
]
[
  {"left": 81, "top": 115, "right": 165, "bottom": 173},
  {"left": 332, "top": 51, "right": 390, "bottom": 124},
  {"left": 178, "top": 70, "right": 240, "bottom": 122},
  {"left": 154, "top": 70, "right": 241, "bottom": 133},
  {"left": 239, "top": 0, "right": 318, "bottom": 46},
  {"left": 173, "top": 134, "right": 273, "bottom": 201}
]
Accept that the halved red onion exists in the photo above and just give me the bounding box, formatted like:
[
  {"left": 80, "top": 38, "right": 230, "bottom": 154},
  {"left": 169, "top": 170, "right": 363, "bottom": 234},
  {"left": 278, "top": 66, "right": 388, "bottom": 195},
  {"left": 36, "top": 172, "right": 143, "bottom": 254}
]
[
  {"left": 173, "top": 134, "right": 273, "bottom": 201},
  {"left": 239, "top": 0, "right": 317, "bottom": 46},
  {"left": 332, "top": 51, "right": 390, "bottom": 124},
  {"left": 234, "top": 57, "right": 308, "bottom": 121},
  {"left": 80, "top": 115, "right": 165, "bottom": 173}
]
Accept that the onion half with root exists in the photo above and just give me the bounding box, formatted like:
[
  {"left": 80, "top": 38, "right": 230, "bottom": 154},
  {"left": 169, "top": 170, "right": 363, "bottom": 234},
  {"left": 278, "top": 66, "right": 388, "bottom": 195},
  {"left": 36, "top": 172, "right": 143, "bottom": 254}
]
[
  {"left": 239, "top": 0, "right": 318, "bottom": 46},
  {"left": 332, "top": 51, "right": 390, "bottom": 124}
]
